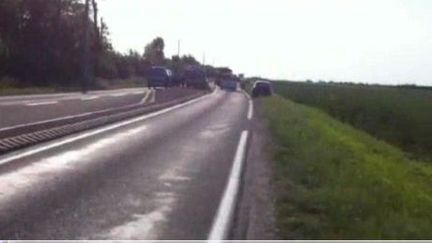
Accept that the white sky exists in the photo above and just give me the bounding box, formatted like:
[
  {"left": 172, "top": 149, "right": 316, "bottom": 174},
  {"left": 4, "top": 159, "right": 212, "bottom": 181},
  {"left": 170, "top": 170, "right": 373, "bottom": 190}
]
[{"left": 99, "top": 0, "right": 432, "bottom": 85}]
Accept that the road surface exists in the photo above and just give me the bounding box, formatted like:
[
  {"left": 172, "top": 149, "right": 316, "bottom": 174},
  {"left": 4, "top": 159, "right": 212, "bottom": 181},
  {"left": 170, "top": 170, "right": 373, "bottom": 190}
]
[
  {"left": 0, "top": 89, "right": 250, "bottom": 240},
  {"left": 0, "top": 88, "right": 151, "bottom": 130}
]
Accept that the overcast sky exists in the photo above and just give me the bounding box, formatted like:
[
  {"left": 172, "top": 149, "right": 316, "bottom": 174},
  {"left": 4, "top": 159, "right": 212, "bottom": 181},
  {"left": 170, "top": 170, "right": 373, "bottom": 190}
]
[{"left": 99, "top": 0, "right": 432, "bottom": 85}]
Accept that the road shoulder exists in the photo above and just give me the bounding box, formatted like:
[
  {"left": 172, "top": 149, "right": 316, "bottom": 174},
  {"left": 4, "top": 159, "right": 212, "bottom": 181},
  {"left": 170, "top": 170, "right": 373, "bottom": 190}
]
[{"left": 232, "top": 98, "right": 278, "bottom": 239}]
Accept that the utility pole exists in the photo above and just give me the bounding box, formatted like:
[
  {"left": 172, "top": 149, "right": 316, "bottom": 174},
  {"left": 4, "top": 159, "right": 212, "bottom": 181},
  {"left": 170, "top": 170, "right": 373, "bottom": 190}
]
[
  {"left": 91, "top": 0, "right": 100, "bottom": 78},
  {"left": 202, "top": 52, "right": 206, "bottom": 66},
  {"left": 81, "top": 0, "right": 91, "bottom": 94}
]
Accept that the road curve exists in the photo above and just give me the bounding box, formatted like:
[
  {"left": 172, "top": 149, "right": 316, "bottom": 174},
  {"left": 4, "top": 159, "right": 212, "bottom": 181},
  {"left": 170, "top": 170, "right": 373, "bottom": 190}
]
[{"left": 0, "top": 89, "right": 249, "bottom": 240}]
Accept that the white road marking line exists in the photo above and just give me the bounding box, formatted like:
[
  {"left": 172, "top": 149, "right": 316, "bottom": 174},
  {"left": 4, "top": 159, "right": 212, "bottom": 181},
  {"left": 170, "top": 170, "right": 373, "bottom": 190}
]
[
  {"left": 247, "top": 100, "right": 253, "bottom": 120},
  {"left": 0, "top": 88, "right": 148, "bottom": 104},
  {"left": 208, "top": 130, "right": 249, "bottom": 241},
  {"left": 241, "top": 90, "right": 253, "bottom": 120},
  {"left": 0, "top": 90, "right": 216, "bottom": 166},
  {"left": 26, "top": 101, "right": 58, "bottom": 106},
  {"left": 110, "top": 93, "right": 128, "bottom": 97},
  {"left": 0, "top": 92, "right": 149, "bottom": 133},
  {"left": 110, "top": 91, "right": 145, "bottom": 97},
  {"left": 139, "top": 90, "right": 152, "bottom": 105},
  {"left": 81, "top": 96, "right": 99, "bottom": 101}
]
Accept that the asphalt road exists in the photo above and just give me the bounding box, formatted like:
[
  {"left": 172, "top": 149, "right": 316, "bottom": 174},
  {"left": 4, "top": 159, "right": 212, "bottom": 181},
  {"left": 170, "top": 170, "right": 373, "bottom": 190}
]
[
  {"left": 0, "top": 88, "right": 150, "bottom": 130},
  {"left": 0, "top": 89, "right": 250, "bottom": 240}
]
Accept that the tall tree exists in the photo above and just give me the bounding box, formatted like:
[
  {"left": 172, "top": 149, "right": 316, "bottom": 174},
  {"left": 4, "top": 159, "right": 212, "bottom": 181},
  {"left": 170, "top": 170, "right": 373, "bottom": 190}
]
[{"left": 143, "top": 37, "right": 165, "bottom": 66}]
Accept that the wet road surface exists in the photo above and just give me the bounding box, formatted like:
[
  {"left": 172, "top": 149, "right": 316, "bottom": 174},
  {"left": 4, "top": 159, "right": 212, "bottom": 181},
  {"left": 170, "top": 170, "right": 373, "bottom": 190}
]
[{"left": 0, "top": 89, "right": 249, "bottom": 240}]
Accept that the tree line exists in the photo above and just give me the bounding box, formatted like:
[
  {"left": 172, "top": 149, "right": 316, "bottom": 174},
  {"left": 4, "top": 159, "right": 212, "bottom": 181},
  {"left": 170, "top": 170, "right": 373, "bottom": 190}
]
[{"left": 0, "top": 0, "right": 215, "bottom": 89}]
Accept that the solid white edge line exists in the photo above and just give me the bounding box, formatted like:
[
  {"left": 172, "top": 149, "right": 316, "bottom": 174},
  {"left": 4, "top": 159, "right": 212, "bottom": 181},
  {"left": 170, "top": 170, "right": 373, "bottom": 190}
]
[
  {"left": 26, "top": 101, "right": 58, "bottom": 106},
  {"left": 110, "top": 93, "right": 128, "bottom": 97},
  {"left": 241, "top": 90, "right": 253, "bottom": 120},
  {"left": 208, "top": 130, "right": 249, "bottom": 241},
  {"left": 80, "top": 96, "right": 100, "bottom": 101},
  {"left": 0, "top": 90, "right": 216, "bottom": 166},
  {"left": 0, "top": 88, "right": 147, "bottom": 105}
]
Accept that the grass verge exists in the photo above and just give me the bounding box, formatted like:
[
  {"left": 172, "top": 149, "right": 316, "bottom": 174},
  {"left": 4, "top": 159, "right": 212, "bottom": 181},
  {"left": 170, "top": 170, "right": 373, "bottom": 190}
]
[{"left": 263, "top": 95, "right": 432, "bottom": 239}]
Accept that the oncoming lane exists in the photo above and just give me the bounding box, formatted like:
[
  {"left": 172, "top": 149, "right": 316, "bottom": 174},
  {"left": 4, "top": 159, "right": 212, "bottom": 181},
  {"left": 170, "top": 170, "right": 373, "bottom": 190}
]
[{"left": 0, "top": 88, "right": 150, "bottom": 130}]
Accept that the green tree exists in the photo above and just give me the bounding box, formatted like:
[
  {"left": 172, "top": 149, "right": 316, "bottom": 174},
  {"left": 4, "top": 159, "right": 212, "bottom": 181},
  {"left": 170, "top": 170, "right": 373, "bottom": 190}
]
[{"left": 143, "top": 37, "right": 165, "bottom": 66}]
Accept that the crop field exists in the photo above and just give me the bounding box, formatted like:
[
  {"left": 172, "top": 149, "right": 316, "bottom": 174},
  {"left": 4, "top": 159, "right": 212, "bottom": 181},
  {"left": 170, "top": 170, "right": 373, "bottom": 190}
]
[
  {"left": 263, "top": 96, "right": 432, "bottom": 239},
  {"left": 271, "top": 81, "right": 432, "bottom": 162}
]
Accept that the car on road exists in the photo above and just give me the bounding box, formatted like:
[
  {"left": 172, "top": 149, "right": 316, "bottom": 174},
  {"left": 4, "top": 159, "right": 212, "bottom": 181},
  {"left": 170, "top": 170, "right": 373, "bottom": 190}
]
[
  {"left": 220, "top": 78, "right": 239, "bottom": 91},
  {"left": 252, "top": 80, "right": 273, "bottom": 97},
  {"left": 184, "top": 65, "right": 210, "bottom": 90},
  {"left": 148, "top": 66, "right": 173, "bottom": 88}
]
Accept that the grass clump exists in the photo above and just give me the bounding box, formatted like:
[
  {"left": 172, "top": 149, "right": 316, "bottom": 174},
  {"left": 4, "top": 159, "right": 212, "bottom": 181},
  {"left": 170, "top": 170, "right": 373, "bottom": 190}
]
[{"left": 264, "top": 95, "right": 432, "bottom": 239}]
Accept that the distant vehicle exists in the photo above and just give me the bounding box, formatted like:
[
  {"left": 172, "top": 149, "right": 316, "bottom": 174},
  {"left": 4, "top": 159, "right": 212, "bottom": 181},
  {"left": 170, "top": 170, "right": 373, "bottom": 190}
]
[
  {"left": 184, "top": 65, "right": 209, "bottom": 90},
  {"left": 148, "top": 66, "right": 173, "bottom": 88},
  {"left": 214, "top": 67, "right": 233, "bottom": 87},
  {"left": 220, "top": 79, "right": 238, "bottom": 91},
  {"left": 252, "top": 81, "right": 273, "bottom": 97}
]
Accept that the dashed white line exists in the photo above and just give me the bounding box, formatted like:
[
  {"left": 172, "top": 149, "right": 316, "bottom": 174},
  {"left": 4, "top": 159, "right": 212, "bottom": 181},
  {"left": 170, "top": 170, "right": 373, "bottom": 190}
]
[
  {"left": 208, "top": 130, "right": 249, "bottom": 241},
  {"left": 247, "top": 100, "right": 253, "bottom": 120},
  {"left": 26, "top": 101, "right": 58, "bottom": 106}
]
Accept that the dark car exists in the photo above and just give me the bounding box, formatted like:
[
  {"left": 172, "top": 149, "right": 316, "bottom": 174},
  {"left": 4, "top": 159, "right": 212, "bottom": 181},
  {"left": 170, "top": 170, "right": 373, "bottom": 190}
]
[
  {"left": 184, "top": 65, "right": 209, "bottom": 90},
  {"left": 148, "top": 66, "right": 173, "bottom": 88},
  {"left": 252, "top": 81, "right": 273, "bottom": 97}
]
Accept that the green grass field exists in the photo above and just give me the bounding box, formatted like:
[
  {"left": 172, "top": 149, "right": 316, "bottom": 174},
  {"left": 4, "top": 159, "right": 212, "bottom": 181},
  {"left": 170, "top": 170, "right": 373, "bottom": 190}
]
[
  {"left": 263, "top": 95, "right": 432, "bottom": 239},
  {"left": 271, "top": 81, "right": 432, "bottom": 162}
]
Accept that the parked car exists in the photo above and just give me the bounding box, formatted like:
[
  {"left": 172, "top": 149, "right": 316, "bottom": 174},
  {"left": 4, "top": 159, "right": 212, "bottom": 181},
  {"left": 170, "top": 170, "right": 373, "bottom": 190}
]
[
  {"left": 148, "top": 66, "right": 173, "bottom": 88},
  {"left": 220, "top": 79, "right": 238, "bottom": 91},
  {"left": 252, "top": 80, "right": 273, "bottom": 97}
]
